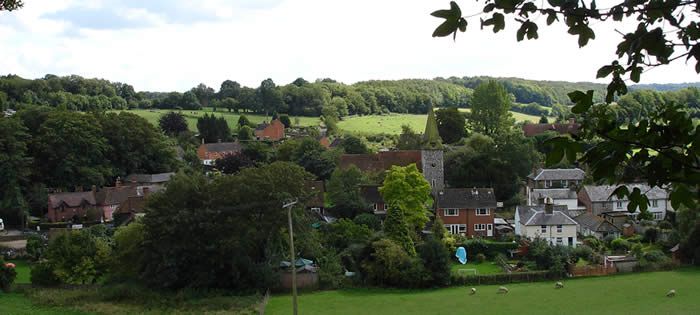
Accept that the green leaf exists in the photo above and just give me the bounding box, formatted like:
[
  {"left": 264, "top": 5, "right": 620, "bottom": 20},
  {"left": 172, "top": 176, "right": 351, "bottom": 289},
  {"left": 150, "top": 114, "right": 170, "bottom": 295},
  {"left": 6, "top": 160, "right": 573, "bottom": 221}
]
[
  {"left": 546, "top": 13, "right": 557, "bottom": 25},
  {"left": 433, "top": 19, "right": 459, "bottom": 38},
  {"left": 630, "top": 66, "right": 642, "bottom": 83},
  {"left": 568, "top": 90, "right": 595, "bottom": 113},
  {"left": 431, "top": 9, "right": 453, "bottom": 19},
  {"left": 596, "top": 65, "right": 614, "bottom": 79},
  {"left": 458, "top": 18, "right": 468, "bottom": 32}
]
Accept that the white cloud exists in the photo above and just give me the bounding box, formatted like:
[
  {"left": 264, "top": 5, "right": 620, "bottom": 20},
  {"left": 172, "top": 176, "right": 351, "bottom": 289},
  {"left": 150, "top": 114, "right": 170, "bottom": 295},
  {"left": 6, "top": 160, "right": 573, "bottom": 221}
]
[{"left": 0, "top": 0, "right": 697, "bottom": 92}]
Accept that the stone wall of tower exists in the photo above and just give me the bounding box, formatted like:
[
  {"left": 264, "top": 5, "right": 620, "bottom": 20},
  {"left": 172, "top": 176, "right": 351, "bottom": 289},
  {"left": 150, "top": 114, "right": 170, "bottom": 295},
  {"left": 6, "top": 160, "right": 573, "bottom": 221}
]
[{"left": 421, "top": 149, "right": 444, "bottom": 196}]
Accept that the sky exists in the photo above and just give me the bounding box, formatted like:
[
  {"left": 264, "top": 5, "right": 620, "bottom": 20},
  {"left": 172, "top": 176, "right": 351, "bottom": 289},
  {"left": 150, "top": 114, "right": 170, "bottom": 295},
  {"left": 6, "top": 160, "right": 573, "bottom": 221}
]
[{"left": 0, "top": 0, "right": 698, "bottom": 92}]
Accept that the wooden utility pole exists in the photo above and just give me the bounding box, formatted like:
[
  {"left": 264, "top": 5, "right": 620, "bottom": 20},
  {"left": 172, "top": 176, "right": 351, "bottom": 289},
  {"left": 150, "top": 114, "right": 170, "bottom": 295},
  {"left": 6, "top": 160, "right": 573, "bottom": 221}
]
[{"left": 283, "top": 200, "right": 299, "bottom": 315}]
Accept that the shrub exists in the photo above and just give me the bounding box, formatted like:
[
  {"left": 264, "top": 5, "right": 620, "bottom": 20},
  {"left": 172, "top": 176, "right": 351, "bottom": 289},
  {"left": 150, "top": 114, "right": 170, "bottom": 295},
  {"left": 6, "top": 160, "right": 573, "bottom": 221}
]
[
  {"left": 603, "top": 234, "right": 616, "bottom": 247},
  {"left": 110, "top": 222, "right": 146, "bottom": 281},
  {"left": 361, "top": 239, "right": 424, "bottom": 287},
  {"left": 582, "top": 236, "right": 603, "bottom": 251},
  {"left": 26, "top": 234, "right": 46, "bottom": 261},
  {"left": 475, "top": 253, "right": 486, "bottom": 263},
  {"left": 572, "top": 245, "right": 594, "bottom": 262},
  {"left": 658, "top": 220, "right": 673, "bottom": 230},
  {"left": 279, "top": 115, "right": 291, "bottom": 128},
  {"left": 353, "top": 213, "right": 381, "bottom": 231},
  {"left": 317, "top": 250, "right": 345, "bottom": 289},
  {"left": 419, "top": 238, "right": 451, "bottom": 287},
  {"left": 462, "top": 239, "right": 518, "bottom": 259},
  {"left": 43, "top": 230, "right": 112, "bottom": 284},
  {"left": 631, "top": 243, "right": 644, "bottom": 259},
  {"left": 0, "top": 258, "right": 17, "bottom": 292},
  {"left": 321, "top": 219, "right": 373, "bottom": 250},
  {"left": 643, "top": 250, "right": 668, "bottom": 263},
  {"left": 30, "top": 260, "right": 60, "bottom": 286},
  {"left": 610, "top": 238, "right": 631, "bottom": 252},
  {"left": 644, "top": 228, "right": 659, "bottom": 243}
]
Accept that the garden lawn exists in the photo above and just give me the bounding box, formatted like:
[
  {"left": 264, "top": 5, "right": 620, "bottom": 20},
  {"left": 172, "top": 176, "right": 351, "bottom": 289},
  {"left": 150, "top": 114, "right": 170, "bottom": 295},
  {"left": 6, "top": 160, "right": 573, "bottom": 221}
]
[
  {"left": 9, "top": 260, "right": 31, "bottom": 284},
  {"left": 450, "top": 261, "right": 503, "bottom": 275},
  {"left": 267, "top": 268, "right": 700, "bottom": 315},
  {"left": 337, "top": 114, "right": 427, "bottom": 135},
  {"left": 0, "top": 293, "right": 87, "bottom": 315}
]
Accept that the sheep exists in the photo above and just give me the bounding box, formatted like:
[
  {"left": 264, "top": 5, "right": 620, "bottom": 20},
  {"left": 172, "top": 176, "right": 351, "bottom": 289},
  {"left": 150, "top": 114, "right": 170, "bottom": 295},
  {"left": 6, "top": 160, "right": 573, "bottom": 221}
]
[
  {"left": 555, "top": 282, "right": 564, "bottom": 289},
  {"left": 667, "top": 289, "right": 676, "bottom": 297},
  {"left": 469, "top": 288, "right": 477, "bottom": 295},
  {"left": 497, "top": 286, "right": 509, "bottom": 294}
]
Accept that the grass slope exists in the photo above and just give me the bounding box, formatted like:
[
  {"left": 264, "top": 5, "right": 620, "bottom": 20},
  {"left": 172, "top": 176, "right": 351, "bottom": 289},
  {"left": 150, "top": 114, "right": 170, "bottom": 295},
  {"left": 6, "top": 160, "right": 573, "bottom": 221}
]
[{"left": 267, "top": 268, "right": 700, "bottom": 315}]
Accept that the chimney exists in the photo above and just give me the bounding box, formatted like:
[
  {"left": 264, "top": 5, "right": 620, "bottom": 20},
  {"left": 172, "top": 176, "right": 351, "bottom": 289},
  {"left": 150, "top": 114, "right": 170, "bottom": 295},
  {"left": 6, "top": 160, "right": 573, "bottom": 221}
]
[{"left": 544, "top": 197, "right": 554, "bottom": 215}]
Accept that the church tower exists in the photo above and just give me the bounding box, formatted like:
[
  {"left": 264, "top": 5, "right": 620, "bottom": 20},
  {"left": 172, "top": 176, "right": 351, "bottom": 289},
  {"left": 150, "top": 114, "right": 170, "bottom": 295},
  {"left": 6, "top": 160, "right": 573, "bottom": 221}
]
[{"left": 421, "top": 107, "right": 444, "bottom": 196}]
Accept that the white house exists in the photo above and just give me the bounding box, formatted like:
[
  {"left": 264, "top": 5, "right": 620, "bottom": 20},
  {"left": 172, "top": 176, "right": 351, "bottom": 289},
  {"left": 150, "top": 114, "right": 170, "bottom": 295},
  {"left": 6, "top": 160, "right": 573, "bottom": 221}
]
[
  {"left": 529, "top": 188, "right": 584, "bottom": 211},
  {"left": 578, "top": 184, "right": 669, "bottom": 221},
  {"left": 515, "top": 199, "right": 579, "bottom": 247}
]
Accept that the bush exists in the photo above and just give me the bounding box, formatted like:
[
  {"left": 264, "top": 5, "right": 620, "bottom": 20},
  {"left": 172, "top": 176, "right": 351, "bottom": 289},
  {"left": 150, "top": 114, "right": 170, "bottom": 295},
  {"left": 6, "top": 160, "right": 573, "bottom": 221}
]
[
  {"left": 0, "top": 258, "right": 18, "bottom": 292},
  {"left": 475, "top": 253, "right": 486, "bottom": 263},
  {"left": 643, "top": 250, "right": 668, "bottom": 263},
  {"left": 582, "top": 236, "right": 603, "bottom": 252},
  {"left": 361, "top": 239, "right": 425, "bottom": 288},
  {"left": 572, "top": 245, "right": 594, "bottom": 262},
  {"left": 321, "top": 219, "right": 373, "bottom": 250},
  {"left": 658, "top": 220, "right": 673, "bottom": 230},
  {"left": 43, "top": 230, "right": 111, "bottom": 284},
  {"left": 30, "top": 260, "right": 60, "bottom": 287},
  {"left": 603, "top": 234, "right": 616, "bottom": 247},
  {"left": 610, "top": 238, "right": 631, "bottom": 252},
  {"left": 631, "top": 244, "right": 643, "bottom": 259},
  {"left": 110, "top": 222, "right": 146, "bottom": 281},
  {"left": 644, "top": 228, "right": 659, "bottom": 243},
  {"left": 418, "top": 238, "right": 451, "bottom": 287},
  {"left": 317, "top": 251, "right": 345, "bottom": 289},
  {"left": 353, "top": 213, "right": 382, "bottom": 231},
  {"left": 26, "top": 234, "right": 47, "bottom": 261},
  {"left": 462, "top": 239, "right": 518, "bottom": 260}
]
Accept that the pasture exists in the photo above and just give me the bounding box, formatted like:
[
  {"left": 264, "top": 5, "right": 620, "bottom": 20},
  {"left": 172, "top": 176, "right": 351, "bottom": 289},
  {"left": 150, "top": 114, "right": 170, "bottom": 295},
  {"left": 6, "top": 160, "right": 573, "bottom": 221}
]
[{"left": 266, "top": 268, "right": 700, "bottom": 315}]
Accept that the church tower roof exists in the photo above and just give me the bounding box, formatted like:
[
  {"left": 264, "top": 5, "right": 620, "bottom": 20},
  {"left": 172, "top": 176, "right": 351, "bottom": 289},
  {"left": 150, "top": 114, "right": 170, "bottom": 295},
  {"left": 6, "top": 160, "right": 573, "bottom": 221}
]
[{"left": 423, "top": 107, "right": 443, "bottom": 149}]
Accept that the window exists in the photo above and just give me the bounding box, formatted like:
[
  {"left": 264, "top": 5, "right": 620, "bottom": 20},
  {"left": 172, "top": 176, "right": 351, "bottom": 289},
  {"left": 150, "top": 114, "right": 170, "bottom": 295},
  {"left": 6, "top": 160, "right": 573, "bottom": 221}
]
[
  {"left": 556, "top": 237, "right": 563, "bottom": 245},
  {"left": 446, "top": 224, "right": 467, "bottom": 235},
  {"left": 562, "top": 180, "right": 568, "bottom": 188},
  {"left": 384, "top": 204, "right": 388, "bottom": 211},
  {"left": 431, "top": 179, "right": 436, "bottom": 187},
  {"left": 545, "top": 180, "right": 552, "bottom": 188},
  {"left": 474, "top": 224, "right": 486, "bottom": 231},
  {"left": 373, "top": 204, "right": 378, "bottom": 212},
  {"left": 616, "top": 201, "right": 623, "bottom": 209},
  {"left": 651, "top": 200, "right": 658, "bottom": 207},
  {"left": 476, "top": 208, "right": 490, "bottom": 216},
  {"left": 557, "top": 225, "right": 563, "bottom": 233},
  {"left": 444, "top": 209, "right": 459, "bottom": 216},
  {"left": 541, "top": 225, "right": 547, "bottom": 233},
  {"left": 654, "top": 212, "right": 664, "bottom": 220}
]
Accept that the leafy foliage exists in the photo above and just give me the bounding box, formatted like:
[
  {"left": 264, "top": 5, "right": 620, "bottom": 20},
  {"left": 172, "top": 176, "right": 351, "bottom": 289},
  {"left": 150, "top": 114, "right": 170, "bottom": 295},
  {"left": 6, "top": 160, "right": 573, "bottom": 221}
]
[
  {"left": 384, "top": 203, "right": 417, "bottom": 257},
  {"left": 468, "top": 81, "right": 514, "bottom": 136},
  {"left": 197, "top": 113, "right": 231, "bottom": 143},
  {"left": 435, "top": 107, "right": 466, "bottom": 144},
  {"left": 380, "top": 164, "right": 432, "bottom": 233},
  {"left": 158, "top": 111, "right": 188, "bottom": 135},
  {"left": 327, "top": 166, "right": 367, "bottom": 218},
  {"left": 42, "top": 229, "right": 112, "bottom": 284}
]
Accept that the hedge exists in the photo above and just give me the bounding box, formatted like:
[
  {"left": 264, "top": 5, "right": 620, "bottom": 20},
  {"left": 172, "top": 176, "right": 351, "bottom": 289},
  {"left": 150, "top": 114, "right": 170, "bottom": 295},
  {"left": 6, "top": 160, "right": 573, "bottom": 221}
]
[
  {"left": 459, "top": 240, "right": 519, "bottom": 260},
  {"left": 451, "top": 270, "right": 558, "bottom": 286}
]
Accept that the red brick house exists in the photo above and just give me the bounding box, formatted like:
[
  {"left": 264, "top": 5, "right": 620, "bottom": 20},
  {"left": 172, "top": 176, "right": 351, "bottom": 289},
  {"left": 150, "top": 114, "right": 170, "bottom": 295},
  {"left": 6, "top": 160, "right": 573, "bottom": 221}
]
[
  {"left": 522, "top": 119, "right": 580, "bottom": 137},
  {"left": 436, "top": 188, "right": 497, "bottom": 237},
  {"left": 254, "top": 119, "right": 285, "bottom": 141},
  {"left": 197, "top": 141, "right": 243, "bottom": 166},
  {"left": 95, "top": 184, "right": 139, "bottom": 222},
  {"left": 47, "top": 190, "right": 98, "bottom": 223}
]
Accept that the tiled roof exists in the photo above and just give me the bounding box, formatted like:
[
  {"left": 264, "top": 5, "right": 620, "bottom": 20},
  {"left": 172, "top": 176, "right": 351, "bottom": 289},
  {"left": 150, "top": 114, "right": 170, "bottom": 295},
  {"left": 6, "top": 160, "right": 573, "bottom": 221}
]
[
  {"left": 582, "top": 184, "right": 668, "bottom": 202},
  {"left": 201, "top": 142, "right": 243, "bottom": 153},
  {"left": 114, "top": 195, "right": 147, "bottom": 214},
  {"left": 125, "top": 172, "right": 175, "bottom": 184},
  {"left": 48, "top": 191, "right": 97, "bottom": 208},
  {"left": 517, "top": 205, "right": 578, "bottom": 226},
  {"left": 96, "top": 186, "right": 138, "bottom": 205},
  {"left": 340, "top": 151, "right": 422, "bottom": 173},
  {"left": 528, "top": 168, "right": 585, "bottom": 181},
  {"left": 360, "top": 185, "right": 383, "bottom": 204},
  {"left": 522, "top": 122, "right": 580, "bottom": 137},
  {"left": 574, "top": 212, "right": 621, "bottom": 233},
  {"left": 437, "top": 188, "right": 497, "bottom": 209}
]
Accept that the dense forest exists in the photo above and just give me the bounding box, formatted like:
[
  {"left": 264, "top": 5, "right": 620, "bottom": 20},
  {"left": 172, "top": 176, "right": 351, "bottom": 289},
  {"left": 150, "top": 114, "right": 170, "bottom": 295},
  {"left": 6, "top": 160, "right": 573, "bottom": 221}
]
[{"left": 1, "top": 73, "right": 699, "bottom": 120}]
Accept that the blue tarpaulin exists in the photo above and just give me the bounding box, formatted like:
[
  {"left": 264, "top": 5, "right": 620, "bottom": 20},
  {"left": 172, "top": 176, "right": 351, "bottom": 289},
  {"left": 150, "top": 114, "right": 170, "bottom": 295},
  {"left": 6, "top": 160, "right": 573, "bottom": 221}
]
[{"left": 455, "top": 246, "right": 467, "bottom": 264}]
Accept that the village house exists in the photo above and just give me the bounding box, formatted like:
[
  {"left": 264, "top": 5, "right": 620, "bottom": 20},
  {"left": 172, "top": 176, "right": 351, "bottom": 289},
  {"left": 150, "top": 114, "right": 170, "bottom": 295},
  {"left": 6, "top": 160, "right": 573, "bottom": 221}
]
[
  {"left": 360, "top": 185, "right": 387, "bottom": 215},
  {"left": 436, "top": 188, "right": 497, "bottom": 237},
  {"left": 254, "top": 119, "right": 285, "bottom": 141},
  {"left": 521, "top": 119, "right": 580, "bottom": 137},
  {"left": 196, "top": 141, "right": 243, "bottom": 166},
  {"left": 578, "top": 184, "right": 669, "bottom": 221},
  {"left": 95, "top": 182, "right": 139, "bottom": 222},
  {"left": 526, "top": 168, "right": 585, "bottom": 210},
  {"left": 47, "top": 189, "right": 98, "bottom": 223},
  {"left": 515, "top": 199, "right": 579, "bottom": 247},
  {"left": 573, "top": 212, "right": 622, "bottom": 239},
  {"left": 125, "top": 172, "right": 174, "bottom": 188}
]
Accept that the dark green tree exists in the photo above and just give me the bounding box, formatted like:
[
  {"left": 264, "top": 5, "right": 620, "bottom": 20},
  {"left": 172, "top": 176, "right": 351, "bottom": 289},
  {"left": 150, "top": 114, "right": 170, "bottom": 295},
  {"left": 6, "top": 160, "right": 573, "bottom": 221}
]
[
  {"left": 435, "top": 107, "right": 466, "bottom": 144},
  {"left": 278, "top": 114, "right": 291, "bottom": 128},
  {"left": 539, "top": 115, "right": 549, "bottom": 124},
  {"left": 419, "top": 237, "right": 451, "bottom": 286},
  {"left": 397, "top": 125, "right": 423, "bottom": 150},
  {"left": 197, "top": 113, "right": 231, "bottom": 143},
  {"left": 341, "top": 135, "right": 369, "bottom": 154},
  {"left": 0, "top": 117, "right": 31, "bottom": 226},
  {"left": 158, "top": 111, "right": 188, "bottom": 136},
  {"left": 384, "top": 203, "right": 416, "bottom": 256},
  {"left": 237, "top": 114, "right": 251, "bottom": 127},
  {"left": 238, "top": 125, "right": 254, "bottom": 141},
  {"left": 327, "top": 166, "right": 367, "bottom": 218},
  {"left": 214, "top": 153, "right": 254, "bottom": 174},
  {"left": 0, "top": 0, "right": 23, "bottom": 11}
]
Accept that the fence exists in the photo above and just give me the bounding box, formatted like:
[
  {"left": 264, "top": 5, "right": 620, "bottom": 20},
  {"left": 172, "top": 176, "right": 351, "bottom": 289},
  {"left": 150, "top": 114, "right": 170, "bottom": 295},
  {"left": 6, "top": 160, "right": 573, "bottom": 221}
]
[{"left": 569, "top": 265, "right": 617, "bottom": 277}]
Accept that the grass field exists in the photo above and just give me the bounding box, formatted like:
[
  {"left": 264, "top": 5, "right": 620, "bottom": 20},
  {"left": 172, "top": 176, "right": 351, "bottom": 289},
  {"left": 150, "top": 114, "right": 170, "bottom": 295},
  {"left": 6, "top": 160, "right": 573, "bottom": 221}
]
[
  {"left": 116, "top": 108, "right": 544, "bottom": 136},
  {"left": 111, "top": 108, "right": 321, "bottom": 131},
  {"left": 266, "top": 268, "right": 700, "bottom": 315},
  {"left": 9, "top": 260, "right": 30, "bottom": 284},
  {"left": 450, "top": 262, "right": 503, "bottom": 275}
]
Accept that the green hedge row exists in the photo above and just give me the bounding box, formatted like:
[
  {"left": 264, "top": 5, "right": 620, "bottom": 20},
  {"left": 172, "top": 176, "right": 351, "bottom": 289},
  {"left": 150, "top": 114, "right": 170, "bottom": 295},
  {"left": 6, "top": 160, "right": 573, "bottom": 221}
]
[
  {"left": 451, "top": 270, "right": 558, "bottom": 286},
  {"left": 460, "top": 240, "right": 519, "bottom": 260}
]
